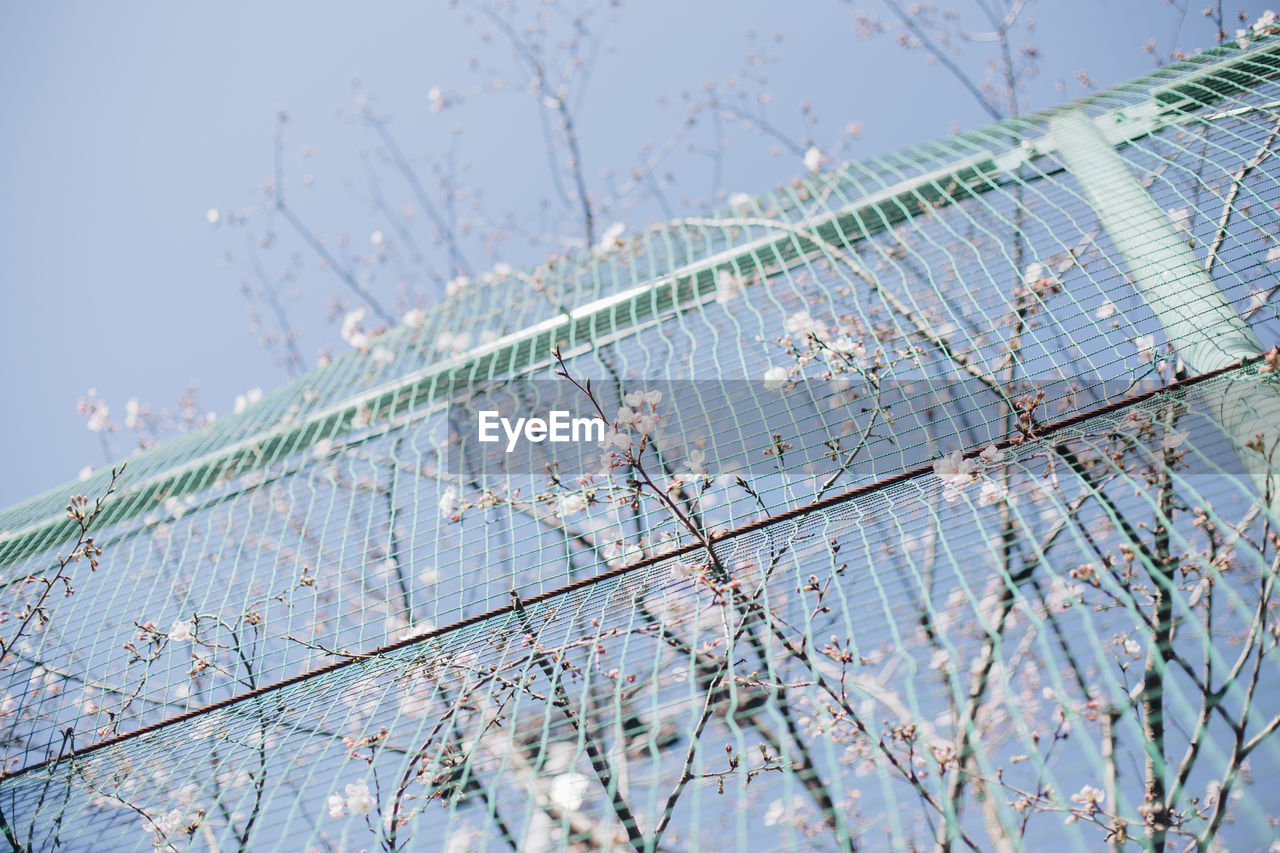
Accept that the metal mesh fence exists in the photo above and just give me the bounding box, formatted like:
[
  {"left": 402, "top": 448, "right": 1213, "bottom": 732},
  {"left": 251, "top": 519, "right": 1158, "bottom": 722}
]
[{"left": 2, "top": 36, "right": 1280, "bottom": 852}]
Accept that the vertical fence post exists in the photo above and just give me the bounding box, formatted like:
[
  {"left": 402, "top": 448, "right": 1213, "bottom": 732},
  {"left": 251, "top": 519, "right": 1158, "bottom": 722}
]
[{"left": 1049, "top": 108, "right": 1280, "bottom": 515}]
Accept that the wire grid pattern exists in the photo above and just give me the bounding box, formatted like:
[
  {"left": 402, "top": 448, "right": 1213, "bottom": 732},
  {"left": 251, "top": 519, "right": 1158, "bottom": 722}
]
[
  {"left": 5, "top": 38, "right": 1280, "bottom": 559},
  {"left": 2, "top": 370, "right": 1279, "bottom": 850},
  {"left": 0, "top": 36, "right": 1278, "bottom": 851}
]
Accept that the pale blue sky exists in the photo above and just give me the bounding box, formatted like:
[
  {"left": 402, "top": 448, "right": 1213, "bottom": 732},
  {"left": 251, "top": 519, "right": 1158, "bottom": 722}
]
[{"left": 0, "top": 1, "right": 1264, "bottom": 508}]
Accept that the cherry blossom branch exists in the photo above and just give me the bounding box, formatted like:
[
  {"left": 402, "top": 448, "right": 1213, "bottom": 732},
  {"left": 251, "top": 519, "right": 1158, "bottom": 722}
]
[
  {"left": 462, "top": 0, "right": 599, "bottom": 247},
  {"left": 508, "top": 592, "right": 646, "bottom": 851},
  {"left": 361, "top": 107, "right": 473, "bottom": 280},
  {"left": 678, "top": 216, "right": 1020, "bottom": 414},
  {"left": 1, "top": 465, "right": 123, "bottom": 661},
  {"left": 878, "top": 1, "right": 1005, "bottom": 121},
  {"left": 270, "top": 128, "right": 393, "bottom": 324},
  {"left": 1204, "top": 114, "right": 1280, "bottom": 275}
]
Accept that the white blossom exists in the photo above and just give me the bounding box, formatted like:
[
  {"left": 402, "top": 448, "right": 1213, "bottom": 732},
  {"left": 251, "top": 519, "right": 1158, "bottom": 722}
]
[
  {"left": 439, "top": 485, "right": 458, "bottom": 519},
  {"left": 233, "top": 388, "right": 262, "bottom": 415},
  {"left": 633, "top": 413, "right": 659, "bottom": 435},
  {"left": 803, "top": 145, "right": 824, "bottom": 173},
  {"left": 371, "top": 345, "right": 394, "bottom": 367},
  {"left": 978, "top": 444, "right": 1005, "bottom": 465},
  {"left": 402, "top": 308, "right": 426, "bottom": 328},
  {"left": 624, "top": 389, "right": 662, "bottom": 407},
  {"left": 933, "top": 451, "right": 974, "bottom": 486},
  {"left": 728, "top": 192, "right": 753, "bottom": 214},
  {"left": 341, "top": 308, "right": 370, "bottom": 350},
  {"left": 715, "top": 268, "right": 745, "bottom": 304},
  {"left": 977, "top": 480, "right": 1007, "bottom": 506},
  {"left": 603, "top": 540, "right": 643, "bottom": 567},
  {"left": 1022, "top": 262, "right": 1050, "bottom": 285},
  {"left": 86, "top": 405, "right": 110, "bottom": 433},
  {"left": 1133, "top": 334, "right": 1156, "bottom": 363},
  {"left": 344, "top": 780, "right": 375, "bottom": 815},
  {"left": 764, "top": 797, "right": 804, "bottom": 827},
  {"left": 164, "top": 496, "right": 188, "bottom": 520},
  {"left": 168, "top": 620, "right": 194, "bottom": 644},
  {"left": 597, "top": 221, "right": 625, "bottom": 250},
  {"left": 1162, "top": 428, "right": 1189, "bottom": 449},
  {"left": 326, "top": 793, "right": 345, "bottom": 820},
  {"left": 825, "top": 336, "right": 858, "bottom": 361},
  {"left": 206, "top": 208, "right": 220, "bottom": 225},
  {"left": 1121, "top": 409, "right": 1153, "bottom": 432},
  {"left": 785, "top": 310, "right": 827, "bottom": 340},
  {"left": 670, "top": 559, "right": 705, "bottom": 582},
  {"left": 604, "top": 428, "right": 632, "bottom": 450},
  {"left": 443, "top": 826, "right": 480, "bottom": 853},
  {"left": 549, "top": 771, "right": 590, "bottom": 811},
  {"left": 763, "top": 365, "right": 788, "bottom": 391},
  {"left": 558, "top": 493, "right": 586, "bottom": 516},
  {"left": 397, "top": 621, "right": 435, "bottom": 642},
  {"left": 1095, "top": 300, "right": 1117, "bottom": 320},
  {"left": 934, "top": 451, "right": 976, "bottom": 501},
  {"left": 436, "top": 330, "right": 473, "bottom": 355},
  {"left": 370, "top": 230, "right": 384, "bottom": 246},
  {"left": 124, "top": 397, "right": 142, "bottom": 429},
  {"left": 151, "top": 808, "right": 187, "bottom": 844},
  {"left": 1070, "top": 784, "right": 1105, "bottom": 812}
]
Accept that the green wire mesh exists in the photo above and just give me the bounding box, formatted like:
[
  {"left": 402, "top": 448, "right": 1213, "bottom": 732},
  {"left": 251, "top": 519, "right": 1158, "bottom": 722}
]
[{"left": 2, "top": 36, "right": 1280, "bottom": 852}]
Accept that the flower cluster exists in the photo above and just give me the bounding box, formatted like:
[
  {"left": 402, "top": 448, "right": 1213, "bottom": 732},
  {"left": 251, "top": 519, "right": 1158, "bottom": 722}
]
[
  {"left": 932, "top": 444, "right": 1007, "bottom": 504},
  {"left": 1068, "top": 784, "right": 1106, "bottom": 819},
  {"left": 146, "top": 801, "right": 204, "bottom": 849},
  {"left": 232, "top": 387, "right": 263, "bottom": 415},
  {"left": 79, "top": 389, "right": 113, "bottom": 433},
  {"left": 340, "top": 308, "right": 398, "bottom": 365},
  {"left": 1236, "top": 9, "right": 1279, "bottom": 48},
  {"left": 341, "top": 308, "right": 372, "bottom": 351},
  {"left": 435, "top": 330, "right": 473, "bottom": 355},
  {"left": 763, "top": 310, "right": 876, "bottom": 390},
  {"left": 327, "top": 779, "right": 375, "bottom": 819},
  {"left": 168, "top": 619, "right": 195, "bottom": 644},
  {"left": 600, "top": 389, "right": 662, "bottom": 455}
]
